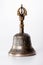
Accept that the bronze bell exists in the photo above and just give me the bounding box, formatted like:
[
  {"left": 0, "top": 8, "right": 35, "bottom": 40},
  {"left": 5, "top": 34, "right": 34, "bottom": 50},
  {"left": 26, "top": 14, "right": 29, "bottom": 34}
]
[{"left": 9, "top": 5, "right": 36, "bottom": 56}]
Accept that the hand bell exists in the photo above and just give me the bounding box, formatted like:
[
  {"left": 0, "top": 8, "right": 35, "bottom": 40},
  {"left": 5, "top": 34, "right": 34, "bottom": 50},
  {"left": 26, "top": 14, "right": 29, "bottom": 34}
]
[{"left": 9, "top": 5, "right": 36, "bottom": 56}]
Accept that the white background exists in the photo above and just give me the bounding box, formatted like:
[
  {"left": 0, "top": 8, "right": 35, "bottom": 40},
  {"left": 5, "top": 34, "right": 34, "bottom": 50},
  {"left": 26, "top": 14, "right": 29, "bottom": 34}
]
[{"left": 0, "top": 0, "right": 43, "bottom": 65}]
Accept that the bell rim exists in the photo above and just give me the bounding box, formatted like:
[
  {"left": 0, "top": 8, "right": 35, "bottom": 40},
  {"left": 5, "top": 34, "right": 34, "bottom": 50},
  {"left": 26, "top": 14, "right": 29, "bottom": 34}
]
[{"left": 8, "top": 48, "right": 36, "bottom": 57}]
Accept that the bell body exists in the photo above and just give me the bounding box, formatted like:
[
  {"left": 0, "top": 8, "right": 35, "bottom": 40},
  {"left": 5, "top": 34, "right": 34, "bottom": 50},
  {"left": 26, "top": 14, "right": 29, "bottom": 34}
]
[{"left": 9, "top": 33, "right": 36, "bottom": 56}]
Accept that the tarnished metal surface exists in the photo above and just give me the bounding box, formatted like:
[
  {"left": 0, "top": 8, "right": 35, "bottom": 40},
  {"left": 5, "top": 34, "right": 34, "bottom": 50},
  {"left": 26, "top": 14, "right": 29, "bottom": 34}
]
[{"left": 9, "top": 33, "right": 36, "bottom": 56}]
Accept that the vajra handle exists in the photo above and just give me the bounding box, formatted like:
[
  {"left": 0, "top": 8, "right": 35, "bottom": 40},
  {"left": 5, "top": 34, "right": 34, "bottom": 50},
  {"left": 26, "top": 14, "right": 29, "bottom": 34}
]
[{"left": 17, "top": 4, "right": 27, "bottom": 33}]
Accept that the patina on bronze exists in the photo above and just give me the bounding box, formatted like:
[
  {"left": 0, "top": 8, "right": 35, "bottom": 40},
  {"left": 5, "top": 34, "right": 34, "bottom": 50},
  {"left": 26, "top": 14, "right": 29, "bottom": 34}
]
[{"left": 9, "top": 5, "right": 36, "bottom": 56}]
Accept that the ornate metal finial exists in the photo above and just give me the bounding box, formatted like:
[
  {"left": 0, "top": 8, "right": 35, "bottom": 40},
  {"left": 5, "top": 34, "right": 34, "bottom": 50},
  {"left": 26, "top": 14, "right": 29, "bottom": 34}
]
[
  {"left": 17, "top": 4, "right": 27, "bottom": 19},
  {"left": 17, "top": 5, "right": 27, "bottom": 33}
]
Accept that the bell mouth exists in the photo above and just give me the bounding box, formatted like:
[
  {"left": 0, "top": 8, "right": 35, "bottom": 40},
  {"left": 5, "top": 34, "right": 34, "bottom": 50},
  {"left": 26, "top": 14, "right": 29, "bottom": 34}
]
[
  {"left": 9, "top": 33, "right": 36, "bottom": 57},
  {"left": 9, "top": 47, "right": 36, "bottom": 57}
]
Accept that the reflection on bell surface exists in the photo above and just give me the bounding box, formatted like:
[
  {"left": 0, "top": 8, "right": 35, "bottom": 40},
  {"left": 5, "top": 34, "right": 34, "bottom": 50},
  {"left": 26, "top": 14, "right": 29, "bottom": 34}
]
[{"left": 9, "top": 5, "right": 36, "bottom": 56}]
